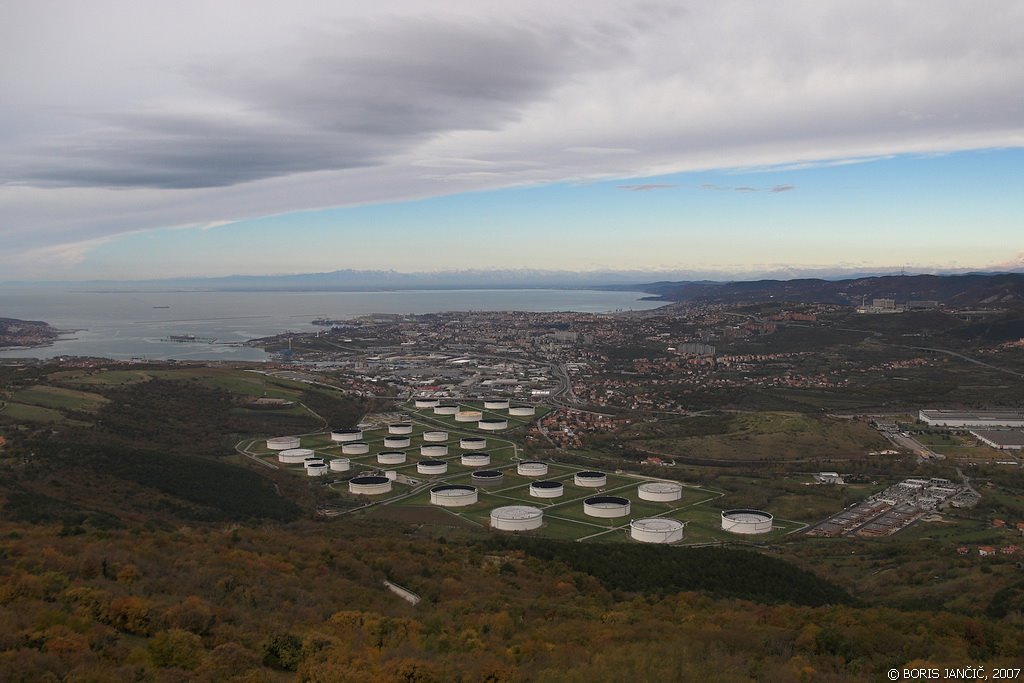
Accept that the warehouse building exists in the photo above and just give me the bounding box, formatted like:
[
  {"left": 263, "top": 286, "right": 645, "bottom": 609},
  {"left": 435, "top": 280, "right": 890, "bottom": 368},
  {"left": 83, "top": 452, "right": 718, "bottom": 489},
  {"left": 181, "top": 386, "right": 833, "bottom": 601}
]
[{"left": 919, "top": 410, "right": 1024, "bottom": 428}]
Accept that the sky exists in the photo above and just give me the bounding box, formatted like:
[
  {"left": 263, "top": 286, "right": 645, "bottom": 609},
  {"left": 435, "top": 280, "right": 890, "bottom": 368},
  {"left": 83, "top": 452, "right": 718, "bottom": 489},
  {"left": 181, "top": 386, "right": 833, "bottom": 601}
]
[{"left": 1, "top": 0, "right": 1022, "bottom": 281}]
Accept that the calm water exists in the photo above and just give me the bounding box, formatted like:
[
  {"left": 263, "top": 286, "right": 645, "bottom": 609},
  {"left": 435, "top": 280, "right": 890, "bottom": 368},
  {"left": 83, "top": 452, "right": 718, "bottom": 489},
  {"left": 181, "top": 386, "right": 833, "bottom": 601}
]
[{"left": 0, "top": 288, "right": 662, "bottom": 361}]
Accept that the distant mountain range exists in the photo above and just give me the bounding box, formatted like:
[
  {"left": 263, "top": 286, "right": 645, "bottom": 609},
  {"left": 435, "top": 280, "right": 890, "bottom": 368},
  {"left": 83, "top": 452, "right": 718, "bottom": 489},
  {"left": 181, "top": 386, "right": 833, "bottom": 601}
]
[
  {"left": 5, "top": 267, "right": 1022, "bottom": 293},
  {"left": 634, "top": 273, "right": 1024, "bottom": 308}
]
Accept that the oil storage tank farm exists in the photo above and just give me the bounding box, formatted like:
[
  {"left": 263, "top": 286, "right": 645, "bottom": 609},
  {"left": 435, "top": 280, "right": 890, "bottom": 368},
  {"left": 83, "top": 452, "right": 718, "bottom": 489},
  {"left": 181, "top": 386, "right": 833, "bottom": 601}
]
[
  {"left": 574, "top": 471, "right": 608, "bottom": 488},
  {"left": 460, "top": 436, "right": 487, "bottom": 450},
  {"left": 377, "top": 451, "right": 407, "bottom": 465},
  {"left": 484, "top": 398, "right": 510, "bottom": 410},
  {"left": 630, "top": 518, "right": 686, "bottom": 543},
  {"left": 529, "top": 480, "right": 564, "bottom": 498},
  {"left": 455, "top": 410, "right": 483, "bottom": 423},
  {"left": 422, "top": 430, "right": 448, "bottom": 442},
  {"left": 349, "top": 476, "right": 393, "bottom": 495},
  {"left": 341, "top": 442, "right": 370, "bottom": 455},
  {"left": 461, "top": 453, "right": 491, "bottom": 467},
  {"left": 721, "top": 509, "right": 773, "bottom": 535},
  {"left": 415, "top": 398, "right": 440, "bottom": 409},
  {"left": 388, "top": 423, "right": 414, "bottom": 435},
  {"left": 584, "top": 496, "right": 631, "bottom": 518},
  {"left": 490, "top": 505, "right": 544, "bottom": 531},
  {"left": 434, "top": 404, "right": 459, "bottom": 416},
  {"left": 329, "top": 458, "right": 351, "bottom": 472},
  {"left": 430, "top": 485, "right": 478, "bottom": 507},
  {"left": 637, "top": 482, "right": 683, "bottom": 502},
  {"left": 305, "top": 462, "right": 329, "bottom": 477},
  {"left": 330, "top": 429, "right": 362, "bottom": 443},
  {"left": 478, "top": 418, "right": 508, "bottom": 431},
  {"left": 267, "top": 436, "right": 300, "bottom": 450},
  {"left": 278, "top": 448, "right": 314, "bottom": 464},
  {"left": 417, "top": 460, "right": 448, "bottom": 475},
  {"left": 383, "top": 436, "right": 411, "bottom": 448},
  {"left": 420, "top": 444, "right": 449, "bottom": 457},
  {"left": 517, "top": 461, "right": 549, "bottom": 477},
  {"left": 509, "top": 405, "right": 536, "bottom": 417},
  {"left": 471, "top": 470, "right": 504, "bottom": 486}
]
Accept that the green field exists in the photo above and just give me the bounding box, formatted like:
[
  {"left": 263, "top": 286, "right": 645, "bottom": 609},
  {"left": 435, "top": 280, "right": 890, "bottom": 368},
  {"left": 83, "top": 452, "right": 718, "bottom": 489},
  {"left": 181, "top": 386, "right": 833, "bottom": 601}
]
[
  {"left": 1, "top": 401, "right": 77, "bottom": 424},
  {"left": 11, "top": 384, "right": 109, "bottom": 412}
]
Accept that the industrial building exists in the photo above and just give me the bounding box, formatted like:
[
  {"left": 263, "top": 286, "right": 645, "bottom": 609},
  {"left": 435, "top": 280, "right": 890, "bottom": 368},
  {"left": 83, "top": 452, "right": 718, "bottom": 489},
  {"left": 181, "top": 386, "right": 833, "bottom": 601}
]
[
  {"left": 970, "top": 429, "right": 1024, "bottom": 450},
  {"left": 919, "top": 410, "right": 1024, "bottom": 428}
]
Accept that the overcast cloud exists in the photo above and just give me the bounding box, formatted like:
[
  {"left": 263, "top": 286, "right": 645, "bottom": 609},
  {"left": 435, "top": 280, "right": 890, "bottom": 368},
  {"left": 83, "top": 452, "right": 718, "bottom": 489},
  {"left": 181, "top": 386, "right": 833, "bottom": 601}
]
[{"left": 1, "top": 0, "right": 1022, "bottom": 269}]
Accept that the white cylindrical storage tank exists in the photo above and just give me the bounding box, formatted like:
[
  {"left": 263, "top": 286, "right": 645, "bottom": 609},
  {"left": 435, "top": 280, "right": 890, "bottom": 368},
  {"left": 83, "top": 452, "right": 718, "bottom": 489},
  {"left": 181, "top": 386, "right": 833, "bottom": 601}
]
[
  {"left": 478, "top": 418, "right": 508, "bottom": 431},
  {"left": 433, "top": 404, "right": 459, "bottom": 415},
  {"left": 517, "top": 461, "right": 548, "bottom": 477},
  {"left": 460, "top": 436, "right": 487, "bottom": 450},
  {"left": 278, "top": 448, "right": 314, "bottom": 464},
  {"left": 414, "top": 398, "right": 440, "bottom": 409},
  {"left": 455, "top": 410, "right": 483, "bottom": 423},
  {"left": 630, "top": 518, "right": 686, "bottom": 544},
  {"left": 388, "top": 422, "right": 413, "bottom": 435},
  {"left": 306, "top": 462, "right": 328, "bottom": 477},
  {"left": 302, "top": 456, "right": 325, "bottom": 467},
  {"left": 484, "top": 398, "right": 510, "bottom": 410},
  {"left": 417, "top": 460, "right": 448, "bottom": 475},
  {"left": 584, "top": 496, "right": 631, "bottom": 518},
  {"left": 330, "top": 429, "right": 362, "bottom": 443},
  {"left": 529, "top": 480, "right": 564, "bottom": 498},
  {"left": 471, "top": 470, "right": 504, "bottom": 486},
  {"left": 637, "top": 482, "right": 684, "bottom": 502},
  {"left": 341, "top": 441, "right": 370, "bottom": 455},
  {"left": 329, "top": 458, "right": 351, "bottom": 472},
  {"left": 383, "top": 436, "right": 411, "bottom": 448},
  {"left": 574, "top": 471, "right": 608, "bottom": 488},
  {"left": 430, "top": 485, "right": 478, "bottom": 507},
  {"left": 349, "top": 476, "right": 392, "bottom": 495},
  {"left": 267, "top": 436, "right": 300, "bottom": 450},
  {"left": 490, "top": 505, "right": 543, "bottom": 531},
  {"left": 721, "top": 509, "right": 774, "bottom": 535},
  {"left": 422, "top": 430, "right": 448, "bottom": 442},
  {"left": 420, "top": 444, "right": 449, "bottom": 457},
  {"left": 461, "top": 453, "right": 491, "bottom": 467},
  {"left": 509, "top": 405, "right": 536, "bottom": 417},
  {"left": 377, "top": 451, "right": 406, "bottom": 465}
]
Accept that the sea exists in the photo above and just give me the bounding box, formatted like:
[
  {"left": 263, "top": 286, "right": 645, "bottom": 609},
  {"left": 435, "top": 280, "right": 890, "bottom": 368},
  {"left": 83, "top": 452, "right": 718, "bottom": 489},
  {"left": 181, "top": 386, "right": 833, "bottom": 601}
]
[{"left": 0, "top": 288, "right": 663, "bottom": 362}]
